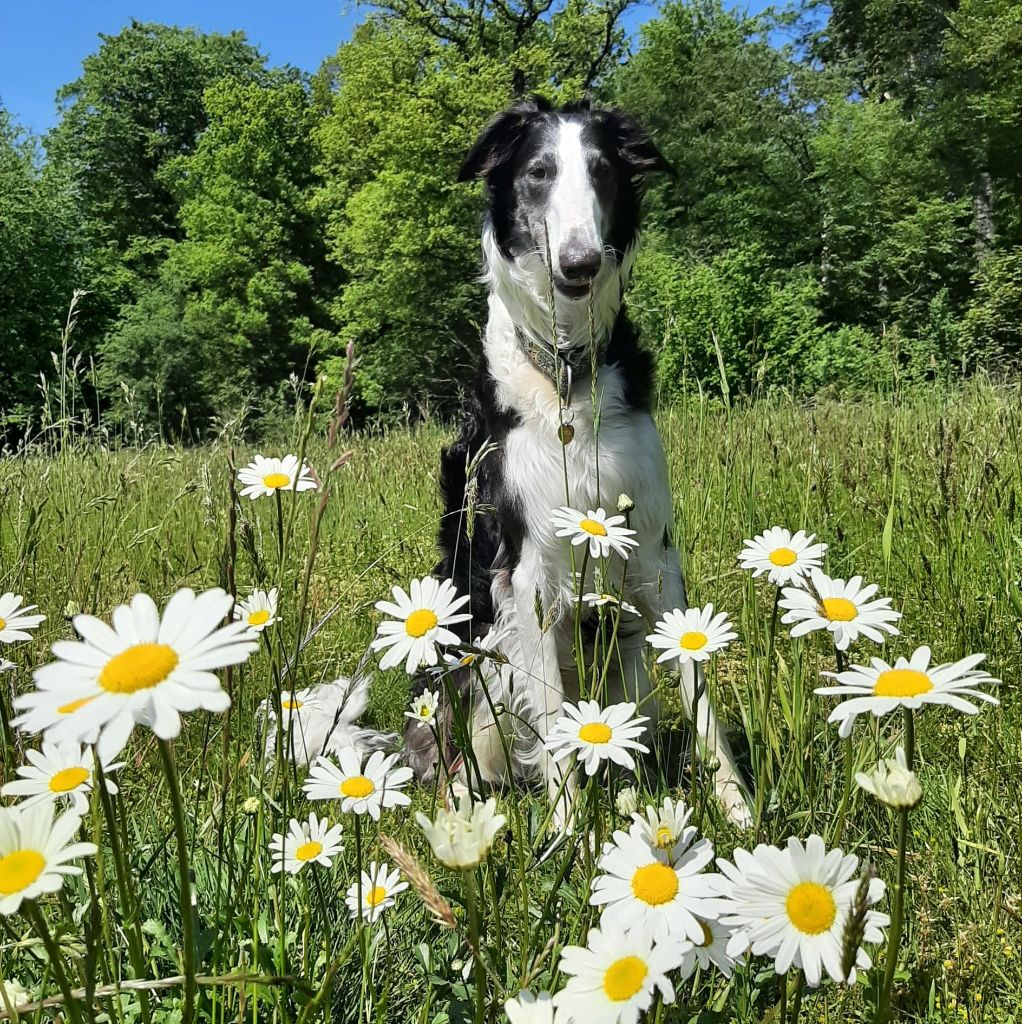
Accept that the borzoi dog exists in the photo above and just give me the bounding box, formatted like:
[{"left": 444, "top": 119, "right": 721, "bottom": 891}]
[{"left": 403, "top": 96, "right": 752, "bottom": 828}]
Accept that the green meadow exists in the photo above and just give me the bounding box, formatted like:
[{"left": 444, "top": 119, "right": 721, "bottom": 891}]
[{"left": 1, "top": 384, "right": 1018, "bottom": 1022}]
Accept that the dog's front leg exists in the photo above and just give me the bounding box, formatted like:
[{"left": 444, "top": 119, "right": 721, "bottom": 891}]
[
  {"left": 510, "top": 548, "right": 577, "bottom": 828},
  {"left": 638, "top": 544, "right": 753, "bottom": 829}
]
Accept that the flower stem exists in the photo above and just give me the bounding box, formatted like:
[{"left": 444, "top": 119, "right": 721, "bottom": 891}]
[
  {"left": 754, "top": 587, "right": 781, "bottom": 834},
  {"left": 159, "top": 739, "right": 197, "bottom": 1024},
  {"left": 873, "top": 709, "right": 915, "bottom": 1024},
  {"left": 94, "top": 759, "right": 152, "bottom": 1024},
  {"left": 465, "top": 870, "right": 486, "bottom": 1024},
  {"left": 24, "top": 901, "right": 83, "bottom": 1024}
]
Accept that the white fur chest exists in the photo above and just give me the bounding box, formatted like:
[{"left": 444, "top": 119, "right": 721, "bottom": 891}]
[{"left": 487, "top": 313, "right": 673, "bottom": 609}]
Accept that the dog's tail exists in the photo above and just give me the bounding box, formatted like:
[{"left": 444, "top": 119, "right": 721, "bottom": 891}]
[{"left": 260, "top": 673, "right": 398, "bottom": 767}]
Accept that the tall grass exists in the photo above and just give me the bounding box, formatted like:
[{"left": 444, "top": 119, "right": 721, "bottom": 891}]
[{"left": 1, "top": 382, "right": 1019, "bottom": 1023}]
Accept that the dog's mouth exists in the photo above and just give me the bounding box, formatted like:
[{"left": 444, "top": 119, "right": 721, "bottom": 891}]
[{"left": 554, "top": 279, "right": 593, "bottom": 300}]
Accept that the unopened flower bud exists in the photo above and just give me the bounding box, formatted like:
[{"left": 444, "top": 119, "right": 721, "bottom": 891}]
[
  {"left": 617, "top": 493, "right": 635, "bottom": 513},
  {"left": 855, "top": 748, "right": 922, "bottom": 810},
  {"left": 615, "top": 785, "right": 640, "bottom": 817}
]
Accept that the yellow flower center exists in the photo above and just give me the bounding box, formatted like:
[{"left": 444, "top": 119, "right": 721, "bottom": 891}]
[
  {"left": 0, "top": 850, "right": 46, "bottom": 895},
  {"left": 48, "top": 767, "right": 90, "bottom": 793},
  {"left": 99, "top": 643, "right": 179, "bottom": 693},
  {"left": 248, "top": 609, "right": 271, "bottom": 626},
  {"left": 418, "top": 704, "right": 432, "bottom": 718},
  {"left": 630, "top": 862, "right": 679, "bottom": 906},
  {"left": 679, "top": 631, "right": 707, "bottom": 651},
  {"left": 785, "top": 881, "right": 837, "bottom": 935},
  {"left": 579, "top": 518, "right": 608, "bottom": 537},
  {"left": 654, "top": 825, "right": 674, "bottom": 849},
  {"left": 262, "top": 472, "right": 290, "bottom": 489},
  {"left": 0, "top": 617, "right": 6, "bottom": 631},
  {"left": 366, "top": 885, "right": 388, "bottom": 907},
  {"left": 282, "top": 698, "right": 303, "bottom": 710},
  {"left": 58, "top": 695, "right": 96, "bottom": 715},
  {"left": 340, "top": 775, "right": 375, "bottom": 799},
  {"left": 697, "top": 920, "right": 714, "bottom": 947},
  {"left": 820, "top": 597, "right": 858, "bottom": 622},
  {"left": 769, "top": 547, "right": 798, "bottom": 567},
  {"left": 578, "top": 722, "right": 612, "bottom": 744},
  {"left": 872, "top": 668, "right": 934, "bottom": 698},
  {"left": 602, "top": 956, "right": 649, "bottom": 1002},
  {"left": 405, "top": 609, "right": 438, "bottom": 638},
  {"left": 295, "top": 841, "right": 322, "bottom": 862}
]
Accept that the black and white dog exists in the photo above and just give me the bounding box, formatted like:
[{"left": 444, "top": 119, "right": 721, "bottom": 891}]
[{"left": 406, "top": 97, "right": 751, "bottom": 827}]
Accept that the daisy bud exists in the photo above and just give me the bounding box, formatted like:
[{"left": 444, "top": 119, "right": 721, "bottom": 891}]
[
  {"left": 617, "top": 493, "right": 635, "bottom": 513},
  {"left": 242, "top": 796, "right": 260, "bottom": 815},
  {"left": 415, "top": 795, "right": 506, "bottom": 869},
  {"left": 855, "top": 748, "right": 922, "bottom": 810},
  {"left": 615, "top": 785, "right": 640, "bottom": 817}
]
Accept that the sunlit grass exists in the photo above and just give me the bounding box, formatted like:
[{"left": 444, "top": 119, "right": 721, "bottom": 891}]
[{"left": 1, "top": 382, "right": 1019, "bottom": 1022}]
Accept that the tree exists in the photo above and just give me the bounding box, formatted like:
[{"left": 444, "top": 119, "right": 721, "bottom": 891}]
[
  {"left": 0, "top": 109, "right": 77, "bottom": 431},
  {"left": 46, "top": 22, "right": 269, "bottom": 346},
  {"left": 99, "top": 76, "right": 335, "bottom": 431},
  {"left": 610, "top": 0, "right": 817, "bottom": 264}
]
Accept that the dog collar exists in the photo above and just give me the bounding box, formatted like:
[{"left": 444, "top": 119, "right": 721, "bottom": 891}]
[{"left": 514, "top": 325, "right": 609, "bottom": 404}]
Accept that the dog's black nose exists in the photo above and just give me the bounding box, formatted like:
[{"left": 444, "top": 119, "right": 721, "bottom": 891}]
[{"left": 558, "top": 244, "right": 602, "bottom": 283}]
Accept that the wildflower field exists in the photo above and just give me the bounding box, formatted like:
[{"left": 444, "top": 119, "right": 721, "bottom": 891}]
[{"left": 0, "top": 384, "right": 1019, "bottom": 1023}]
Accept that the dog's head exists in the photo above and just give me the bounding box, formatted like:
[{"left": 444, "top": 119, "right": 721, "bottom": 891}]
[{"left": 458, "top": 97, "right": 670, "bottom": 304}]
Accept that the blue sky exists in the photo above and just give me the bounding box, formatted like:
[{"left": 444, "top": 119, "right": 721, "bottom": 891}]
[
  {"left": 0, "top": 0, "right": 362, "bottom": 135},
  {"left": 0, "top": 0, "right": 771, "bottom": 137}
]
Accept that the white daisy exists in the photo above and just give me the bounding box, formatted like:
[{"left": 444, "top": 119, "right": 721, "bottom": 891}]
[
  {"left": 345, "top": 860, "right": 407, "bottom": 923},
  {"left": 545, "top": 701, "right": 649, "bottom": 777},
  {"left": 13, "top": 589, "right": 258, "bottom": 761},
  {"left": 590, "top": 823, "right": 717, "bottom": 942},
  {"left": 234, "top": 588, "right": 279, "bottom": 633},
  {"left": 630, "top": 796, "right": 698, "bottom": 863},
  {"left": 0, "top": 802, "right": 97, "bottom": 916},
  {"left": 303, "top": 748, "right": 412, "bottom": 820},
  {"left": 9, "top": 690, "right": 101, "bottom": 747},
  {"left": 405, "top": 689, "right": 439, "bottom": 727},
  {"left": 855, "top": 748, "right": 922, "bottom": 810},
  {"left": 436, "top": 629, "right": 503, "bottom": 672},
  {"left": 505, "top": 991, "right": 558, "bottom": 1024},
  {"left": 415, "top": 794, "right": 506, "bottom": 869},
  {"left": 370, "top": 576, "right": 472, "bottom": 674},
  {"left": 0, "top": 593, "right": 46, "bottom": 645},
  {"left": 677, "top": 917, "right": 739, "bottom": 979},
  {"left": 1, "top": 742, "right": 121, "bottom": 814},
  {"left": 709, "top": 835, "right": 888, "bottom": 987},
  {"left": 551, "top": 507, "right": 638, "bottom": 560},
  {"left": 816, "top": 645, "right": 999, "bottom": 738},
  {"left": 553, "top": 925, "right": 684, "bottom": 1024},
  {"left": 738, "top": 528, "right": 827, "bottom": 586},
  {"left": 276, "top": 687, "right": 320, "bottom": 725},
  {"left": 237, "top": 454, "right": 317, "bottom": 500},
  {"left": 582, "top": 593, "right": 640, "bottom": 616},
  {"left": 779, "top": 569, "right": 901, "bottom": 651},
  {"left": 646, "top": 604, "right": 737, "bottom": 666},
  {"left": 269, "top": 812, "right": 343, "bottom": 874}
]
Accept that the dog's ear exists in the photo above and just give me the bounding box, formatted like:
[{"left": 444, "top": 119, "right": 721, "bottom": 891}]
[
  {"left": 604, "top": 109, "right": 673, "bottom": 177},
  {"left": 457, "top": 97, "right": 549, "bottom": 182}
]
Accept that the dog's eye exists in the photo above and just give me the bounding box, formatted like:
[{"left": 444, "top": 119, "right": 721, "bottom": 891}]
[{"left": 527, "top": 164, "right": 548, "bottom": 180}]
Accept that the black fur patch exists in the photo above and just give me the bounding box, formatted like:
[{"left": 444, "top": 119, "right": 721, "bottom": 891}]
[{"left": 434, "top": 357, "right": 523, "bottom": 635}]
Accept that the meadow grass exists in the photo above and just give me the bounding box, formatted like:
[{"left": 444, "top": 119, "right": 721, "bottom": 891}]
[{"left": 0, "top": 382, "right": 1019, "bottom": 1023}]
